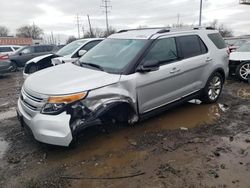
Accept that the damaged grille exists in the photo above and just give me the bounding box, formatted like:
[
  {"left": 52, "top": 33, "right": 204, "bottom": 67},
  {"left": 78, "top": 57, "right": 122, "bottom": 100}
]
[{"left": 20, "top": 88, "right": 46, "bottom": 112}]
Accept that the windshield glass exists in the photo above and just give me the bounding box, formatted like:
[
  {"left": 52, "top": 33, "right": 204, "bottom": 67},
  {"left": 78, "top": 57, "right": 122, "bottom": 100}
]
[
  {"left": 79, "top": 38, "right": 147, "bottom": 73},
  {"left": 56, "top": 40, "right": 87, "bottom": 56},
  {"left": 237, "top": 43, "right": 250, "bottom": 52}
]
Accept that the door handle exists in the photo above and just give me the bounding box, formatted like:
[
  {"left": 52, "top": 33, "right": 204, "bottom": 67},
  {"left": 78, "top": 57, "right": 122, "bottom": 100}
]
[
  {"left": 170, "top": 68, "right": 181, "bottom": 74},
  {"left": 206, "top": 57, "right": 213, "bottom": 62}
]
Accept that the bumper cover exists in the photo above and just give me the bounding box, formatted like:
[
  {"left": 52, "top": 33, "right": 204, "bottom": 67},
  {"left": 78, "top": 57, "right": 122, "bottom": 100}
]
[{"left": 17, "top": 99, "right": 73, "bottom": 146}]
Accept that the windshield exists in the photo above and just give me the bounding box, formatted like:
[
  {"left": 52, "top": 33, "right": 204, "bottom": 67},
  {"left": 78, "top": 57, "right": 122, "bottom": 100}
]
[
  {"left": 56, "top": 40, "right": 87, "bottom": 56},
  {"left": 237, "top": 43, "right": 250, "bottom": 52},
  {"left": 79, "top": 38, "right": 147, "bottom": 73}
]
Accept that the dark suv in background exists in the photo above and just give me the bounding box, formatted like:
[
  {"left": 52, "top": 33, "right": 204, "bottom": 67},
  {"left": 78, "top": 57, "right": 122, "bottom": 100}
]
[{"left": 9, "top": 45, "right": 57, "bottom": 71}]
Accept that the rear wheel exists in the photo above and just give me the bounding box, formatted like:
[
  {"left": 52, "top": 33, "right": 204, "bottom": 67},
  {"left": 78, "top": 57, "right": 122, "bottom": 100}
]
[
  {"left": 200, "top": 72, "right": 223, "bottom": 104},
  {"left": 236, "top": 61, "right": 250, "bottom": 82}
]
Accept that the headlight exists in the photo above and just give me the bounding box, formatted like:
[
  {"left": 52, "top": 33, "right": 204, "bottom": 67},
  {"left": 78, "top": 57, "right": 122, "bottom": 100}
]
[{"left": 41, "top": 92, "right": 87, "bottom": 115}]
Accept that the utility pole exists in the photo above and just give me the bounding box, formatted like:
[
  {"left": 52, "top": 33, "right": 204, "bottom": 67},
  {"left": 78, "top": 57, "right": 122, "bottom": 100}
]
[
  {"left": 87, "top": 14, "right": 93, "bottom": 37},
  {"left": 177, "top": 14, "right": 180, "bottom": 27},
  {"left": 76, "top": 13, "right": 80, "bottom": 38},
  {"left": 199, "top": 0, "right": 203, "bottom": 26},
  {"left": 101, "top": 0, "right": 112, "bottom": 35}
]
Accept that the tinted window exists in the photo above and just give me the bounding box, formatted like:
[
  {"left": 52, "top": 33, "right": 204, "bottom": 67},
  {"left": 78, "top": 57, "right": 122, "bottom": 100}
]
[
  {"left": 46, "top": 46, "right": 54, "bottom": 51},
  {"left": 13, "top": 47, "right": 20, "bottom": 50},
  {"left": 208, "top": 33, "right": 226, "bottom": 49},
  {"left": 35, "top": 46, "right": 46, "bottom": 53},
  {"left": 0, "top": 47, "right": 13, "bottom": 52},
  {"left": 81, "top": 40, "right": 101, "bottom": 51},
  {"left": 177, "top": 35, "right": 207, "bottom": 58},
  {"left": 142, "top": 38, "right": 178, "bottom": 64}
]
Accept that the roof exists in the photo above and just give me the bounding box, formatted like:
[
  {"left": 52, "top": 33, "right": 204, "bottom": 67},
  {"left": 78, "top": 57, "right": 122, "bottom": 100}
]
[
  {"left": 109, "top": 27, "right": 218, "bottom": 40},
  {"left": 0, "top": 37, "right": 33, "bottom": 45}
]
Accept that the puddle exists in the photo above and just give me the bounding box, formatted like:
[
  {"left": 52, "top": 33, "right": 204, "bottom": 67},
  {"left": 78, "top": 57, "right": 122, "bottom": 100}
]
[
  {"left": 140, "top": 102, "right": 221, "bottom": 131},
  {"left": 0, "top": 137, "right": 9, "bottom": 159},
  {"left": 236, "top": 88, "right": 250, "bottom": 99},
  {"left": 46, "top": 102, "right": 223, "bottom": 164},
  {"left": 0, "top": 108, "right": 17, "bottom": 121}
]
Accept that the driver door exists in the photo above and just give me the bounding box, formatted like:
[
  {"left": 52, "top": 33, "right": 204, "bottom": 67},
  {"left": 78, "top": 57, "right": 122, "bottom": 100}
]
[{"left": 136, "top": 37, "right": 187, "bottom": 114}]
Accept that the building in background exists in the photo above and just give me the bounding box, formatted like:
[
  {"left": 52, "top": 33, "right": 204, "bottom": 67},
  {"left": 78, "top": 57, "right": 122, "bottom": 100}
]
[{"left": 0, "top": 37, "right": 43, "bottom": 46}]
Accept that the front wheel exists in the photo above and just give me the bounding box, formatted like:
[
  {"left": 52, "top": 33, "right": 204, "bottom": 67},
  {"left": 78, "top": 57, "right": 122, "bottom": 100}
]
[
  {"left": 10, "top": 61, "right": 18, "bottom": 72},
  {"left": 200, "top": 72, "right": 223, "bottom": 104},
  {"left": 236, "top": 61, "right": 250, "bottom": 82}
]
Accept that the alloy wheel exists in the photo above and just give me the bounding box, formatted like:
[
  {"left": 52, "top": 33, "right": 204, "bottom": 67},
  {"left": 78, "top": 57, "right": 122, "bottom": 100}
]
[
  {"left": 208, "top": 76, "right": 222, "bottom": 101},
  {"left": 239, "top": 63, "right": 250, "bottom": 80}
]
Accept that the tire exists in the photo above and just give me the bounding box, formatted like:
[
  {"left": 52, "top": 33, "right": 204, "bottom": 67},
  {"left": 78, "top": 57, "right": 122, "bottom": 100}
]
[
  {"left": 200, "top": 72, "right": 223, "bottom": 104},
  {"left": 28, "top": 64, "right": 38, "bottom": 74},
  {"left": 10, "top": 61, "right": 17, "bottom": 72},
  {"left": 236, "top": 61, "right": 250, "bottom": 82}
]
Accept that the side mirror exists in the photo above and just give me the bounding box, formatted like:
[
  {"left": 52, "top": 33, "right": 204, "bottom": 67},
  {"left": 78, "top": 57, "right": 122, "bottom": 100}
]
[
  {"left": 78, "top": 50, "right": 87, "bottom": 57},
  {"left": 137, "top": 60, "right": 160, "bottom": 73}
]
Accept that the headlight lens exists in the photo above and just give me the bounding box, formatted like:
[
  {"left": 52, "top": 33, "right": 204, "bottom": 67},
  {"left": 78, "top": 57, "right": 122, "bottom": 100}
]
[{"left": 41, "top": 92, "right": 87, "bottom": 115}]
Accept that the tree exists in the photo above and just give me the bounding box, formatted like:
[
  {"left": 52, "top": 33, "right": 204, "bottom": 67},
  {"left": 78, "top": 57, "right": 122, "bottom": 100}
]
[
  {"left": 16, "top": 24, "right": 43, "bottom": 39},
  {"left": 209, "top": 20, "right": 233, "bottom": 37},
  {"left": 66, "top": 36, "right": 77, "bottom": 44},
  {"left": 84, "top": 28, "right": 104, "bottom": 38},
  {"left": 0, "top": 26, "right": 9, "bottom": 37},
  {"left": 102, "top": 27, "right": 117, "bottom": 37}
]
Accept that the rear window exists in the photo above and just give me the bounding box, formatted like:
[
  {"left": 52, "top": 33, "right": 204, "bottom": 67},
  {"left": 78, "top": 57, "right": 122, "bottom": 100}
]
[
  {"left": 0, "top": 47, "right": 13, "bottom": 52},
  {"left": 177, "top": 35, "right": 208, "bottom": 59},
  {"left": 208, "top": 33, "right": 226, "bottom": 49}
]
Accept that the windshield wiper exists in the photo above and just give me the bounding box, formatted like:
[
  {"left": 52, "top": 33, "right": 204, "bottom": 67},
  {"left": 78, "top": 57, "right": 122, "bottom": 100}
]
[{"left": 80, "top": 62, "right": 104, "bottom": 71}]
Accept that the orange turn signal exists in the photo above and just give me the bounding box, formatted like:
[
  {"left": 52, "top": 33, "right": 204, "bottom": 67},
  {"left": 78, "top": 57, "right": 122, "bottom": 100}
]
[{"left": 48, "top": 92, "right": 87, "bottom": 104}]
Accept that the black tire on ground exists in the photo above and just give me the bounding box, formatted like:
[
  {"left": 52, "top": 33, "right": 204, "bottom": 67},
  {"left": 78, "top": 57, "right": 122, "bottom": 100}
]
[
  {"left": 10, "top": 61, "right": 18, "bottom": 72},
  {"left": 200, "top": 72, "right": 223, "bottom": 104},
  {"left": 236, "top": 61, "right": 250, "bottom": 82}
]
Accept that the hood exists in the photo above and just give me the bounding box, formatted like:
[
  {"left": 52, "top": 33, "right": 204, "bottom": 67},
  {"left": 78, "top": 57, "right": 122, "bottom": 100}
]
[
  {"left": 229, "top": 52, "right": 250, "bottom": 61},
  {"left": 26, "top": 54, "right": 54, "bottom": 64},
  {"left": 24, "top": 63, "right": 120, "bottom": 95}
]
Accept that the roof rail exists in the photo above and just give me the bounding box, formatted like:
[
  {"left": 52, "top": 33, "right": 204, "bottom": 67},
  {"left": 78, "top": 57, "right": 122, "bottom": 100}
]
[{"left": 117, "top": 27, "right": 166, "bottom": 33}]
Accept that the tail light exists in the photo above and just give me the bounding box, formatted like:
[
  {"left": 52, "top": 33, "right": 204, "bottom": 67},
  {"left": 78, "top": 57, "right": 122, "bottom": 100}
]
[{"left": 0, "top": 54, "right": 9, "bottom": 60}]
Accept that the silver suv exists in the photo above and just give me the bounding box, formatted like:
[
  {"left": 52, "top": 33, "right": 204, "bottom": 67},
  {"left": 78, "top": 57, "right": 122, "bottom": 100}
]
[{"left": 17, "top": 27, "right": 229, "bottom": 146}]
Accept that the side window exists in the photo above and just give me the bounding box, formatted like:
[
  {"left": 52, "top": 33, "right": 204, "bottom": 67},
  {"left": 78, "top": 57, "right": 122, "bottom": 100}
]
[
  {"left": 208, "top": 33, "right": 226, "bottom": 49},
  {"left": 0, "top": 47, "right": 13, "bottom": 52},
  {"left": 46, "top": 46, "right": 53, "bottom": 52},
  {"left": 81, "top": 41, "right": 101, "bottom": 51},
  {"left": 177, "top": 35, "right": 206, "bottom": 58},
  {"left": 35, "top": 46, "right": 45, "bottom": 53},
  {"left": 22, "top": 47, "right": 34, "bottom": 54},
  {"left": 142, "top": 38, "right": 178, "bottom": 64}
]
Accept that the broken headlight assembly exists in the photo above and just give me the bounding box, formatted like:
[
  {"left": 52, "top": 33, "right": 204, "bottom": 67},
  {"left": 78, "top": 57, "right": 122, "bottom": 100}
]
[{"left": 41, "top": 92, "right": 87, "bottom": 115}]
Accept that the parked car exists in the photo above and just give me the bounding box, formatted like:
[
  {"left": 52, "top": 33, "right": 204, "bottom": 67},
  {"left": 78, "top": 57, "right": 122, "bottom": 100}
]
[
  {"left": 23, "top": 38, "right": 103, "bottom": 77},
  {"left": 0, "top": 45, "right": 22, "bottom": 55},
  {"left": 0, "top": 54, "right": 13, "bottom": 75},
  {"left": 225, "top": 38, "right": 250, "bottom": 52},
  {"left": 9, "top": 45, "right": 57, "bottom": 71},
  {"left": 229, "top": 42, "right": 250, "bottom": 81},
  {"left": 17, "top": 27, "right": 229, "bottom": 146}
]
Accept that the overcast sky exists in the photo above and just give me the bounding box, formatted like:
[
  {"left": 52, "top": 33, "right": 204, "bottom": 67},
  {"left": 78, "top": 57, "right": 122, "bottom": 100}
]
[{"left": 0, "top": 0, "right": 249, "bottom": 43}]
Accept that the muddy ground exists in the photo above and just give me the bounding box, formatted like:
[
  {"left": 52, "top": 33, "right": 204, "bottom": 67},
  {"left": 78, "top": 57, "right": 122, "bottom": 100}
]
[{"left": 0, "top": 72, "right": 249, "bottom": 188}]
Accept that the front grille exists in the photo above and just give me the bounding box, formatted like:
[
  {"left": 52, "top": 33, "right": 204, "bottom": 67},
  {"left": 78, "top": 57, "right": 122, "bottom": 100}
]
[{"left": 20, "top": 88, "right": 47, "bottom": 112}]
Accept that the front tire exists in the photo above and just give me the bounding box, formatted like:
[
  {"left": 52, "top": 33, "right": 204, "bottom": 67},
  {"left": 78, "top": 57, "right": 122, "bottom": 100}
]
[
  {"left": 10, "top": 61, "right": 17, "bottom": 72},
  {"left": 236, "top": 61, "right": 250, "bottom": 82},
  {"left": 201, "top": 72, "right": 223, "bottom": 104}
]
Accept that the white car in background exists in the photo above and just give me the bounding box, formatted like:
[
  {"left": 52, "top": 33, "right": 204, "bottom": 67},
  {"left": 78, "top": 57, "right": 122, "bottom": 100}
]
[
  {"left": 23, "top": 38, "right": 103, "bottom": 78},
  {"left": 0, "top": 45, "right": 22, "bottom": 55},
  {"left": 229, "top": 42, "right": 250, "bottom": 81}
]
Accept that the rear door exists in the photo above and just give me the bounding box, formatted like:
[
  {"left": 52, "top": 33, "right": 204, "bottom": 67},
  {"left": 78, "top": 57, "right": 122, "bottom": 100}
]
[{"left": 175, "top": 34, "right": 210, "bottom": 93}]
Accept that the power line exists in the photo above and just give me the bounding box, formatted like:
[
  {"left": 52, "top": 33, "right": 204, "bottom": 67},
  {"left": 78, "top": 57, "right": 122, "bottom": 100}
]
[{"left": 101, "top": 0, "right": 112, "bottom": 34}]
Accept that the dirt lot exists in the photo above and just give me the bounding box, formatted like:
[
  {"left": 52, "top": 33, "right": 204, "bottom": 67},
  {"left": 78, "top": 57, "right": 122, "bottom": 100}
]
[{"left": 0, "top": 72, "right": 249, "bottom": 188}]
